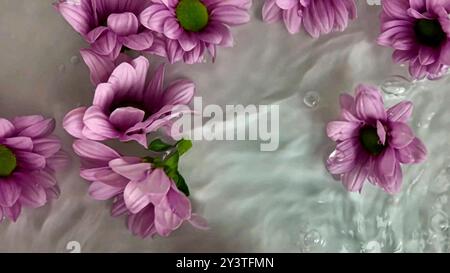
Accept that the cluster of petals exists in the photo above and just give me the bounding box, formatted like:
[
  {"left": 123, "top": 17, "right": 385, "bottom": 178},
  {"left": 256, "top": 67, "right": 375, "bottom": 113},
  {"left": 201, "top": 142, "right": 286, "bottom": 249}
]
[
  {"left": 326, "top": 84, "right": 427, "bottom": 194},
  {"left": 0, "top": 116, "right": 67, "bottom": 222},
  {"left": 56, "top": 0, "right": 251, "bottom": 64},
  {"left": 73, "top": 139, "right": 207, "bottom": 238},
  {"left": 262, "top": 0, "right": 357, "bottom": 37},
  {"left": 63, "top": 56, "right": 195, "bottom": 147},
  {"left": 378, "top": 0, "right": 450, "bottom": 79}
]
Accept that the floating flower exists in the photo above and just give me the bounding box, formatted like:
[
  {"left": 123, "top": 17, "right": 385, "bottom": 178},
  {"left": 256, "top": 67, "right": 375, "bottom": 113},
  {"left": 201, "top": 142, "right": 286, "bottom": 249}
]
[
  {"left": 63, "top": 56, "right": 195, "bottom": 147},
  {"left": 262, "top": 0, "right": 357, "bottom": 37},
  {"left": 139, "top": 0, "right": 251, "bottom": 64},
  {"left": 55, "top": 0, "right": 154, "bottom": 59},
  {"left": 326, "top": 84, "right": 427, "bottom": 194},
  {"left": 377, "top": 0, "right": 450, "bottom": 80},
  {"left": 73, "top": 139, "right": 207, "bottom": 238},
  {"left": 0, "top": 115, "right": 67, "bottom": 223}
]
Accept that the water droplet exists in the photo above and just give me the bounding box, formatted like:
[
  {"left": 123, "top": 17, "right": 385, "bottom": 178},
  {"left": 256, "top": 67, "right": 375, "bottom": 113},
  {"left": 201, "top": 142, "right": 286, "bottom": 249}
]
[
  {"left": 70, "top": 56, "right": 80, "bottom": 65},
  {"left": 381, "top": 75, "right": 412, "bottom": 96},
  {"left": 431, "top": 212, "right": 449, "bottom": 232},
  {"left": 362, "top": 241, "right": 382, "bottom": 253},
  {"left": 304, "top": 230, "right": 322, "bottom": 247},
  {"left": 303, "top": 91, "right": 320, "bottom": 109},
  {"left": 58, "top": 64, "right": 66, "bottom": 73}
]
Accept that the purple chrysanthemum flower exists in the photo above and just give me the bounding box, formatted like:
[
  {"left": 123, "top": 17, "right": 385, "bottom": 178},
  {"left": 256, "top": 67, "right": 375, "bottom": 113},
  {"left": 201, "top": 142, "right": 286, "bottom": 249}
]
[
  {"left": 377, "top": 0, "right": 450, "bottom": 80},
  {"left": 63, "top": 56, "right": 195, "bottom": 147},
  {"left": 262, "top": 0, "right": 357, "bottom": 37},
  {"left": 55, "top": 0, "right": 154, "bottom": 59},
  {"left": 139, "top": 0, "right": 251, "bottom": 64},
  {"left": 73, "top": 139, "right": 207, "bottom": 238},
  {"left": 326, "top": 84, "right": 427, "bottom": 194},
  {"left": 0, "top": 115, "right": 68, "bottom": 223}
]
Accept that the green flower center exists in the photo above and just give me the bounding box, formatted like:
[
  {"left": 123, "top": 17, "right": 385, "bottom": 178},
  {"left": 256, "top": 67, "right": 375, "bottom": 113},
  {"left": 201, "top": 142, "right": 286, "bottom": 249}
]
[
  {"left": 176, "top": 0, "right": 209, "bottom": 32},
  {"left": 359, "top": 127, "right": 385, "bottom": 156},
  {"left": 0, "top": 145, "right": 17, "bottom": 177},
  {"left": 414, "top": 19, "right": 446, "bottom": 48}
]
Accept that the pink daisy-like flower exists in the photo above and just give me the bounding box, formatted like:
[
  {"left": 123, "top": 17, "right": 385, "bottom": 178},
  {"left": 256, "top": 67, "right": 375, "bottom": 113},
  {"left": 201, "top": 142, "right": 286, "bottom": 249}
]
[
  {"left": 0, "top": 115, "right": 68, "bottom": 223},
  {"left": 63, "top": 56, "right": 195, "bottom": 147},
  {"left": 55, "top": 0, "right": 154, "bottom": 59},
  {"left": 139, "top": 0, "right": 251, "bottom": 64},
  {"left": 262, "top": 0, "right": 357, "bottom": 37},
  {"left": 73, "top": 139, "right": 207, "bottom": 238},
  {"left": 377, "top": 0, "right": 450, "bottom": 80},
  {"left": 326, "top": 84, "right": 427, "bottom": 194}
]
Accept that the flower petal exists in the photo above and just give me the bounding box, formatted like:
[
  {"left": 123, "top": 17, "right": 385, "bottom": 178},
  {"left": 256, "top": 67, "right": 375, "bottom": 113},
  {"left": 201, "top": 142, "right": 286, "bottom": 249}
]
[
  {"left": 18, "top": 178, "right": 47, "bottom": 208},
  {"left": 387, "top": 101, "right": 413, "bottom": 122},
  {"left": 275, "top": 0, "right": 298, "bottom": 9},
  {"left": 73, "top": 139, "right": 120, "bottom": 161},
  {"left": 33, "top": 136, "right": 62, "bottom": 158},
  {"left": 282, "top": 5, "right": 302, "bottom": 34},
  {"left": 127, "top": 204, "right": 156, "bottom": 238},
  {"left": 341, "top": 153, "right": 369, "bottom": 192},
  {"left": 163, "top": 79, "right": 195, "bottom": 106},
  {"left": 109, "top": 157, "right": 150, "bottom": 181},
  {"left": 83, "top": 106, "right": 119, "bottom": 139},
  {"left": 2, "top": 137, "right": 33, "bottom": 151},
  {"left": 80, "top": 49, "right": 115, "bottom": 85},
  {"left": 389, "top": 121, "right": 415, "bottom": 149},
  {"left": 0, "top": 118, "right": 15, "bottom": 138},
  {"left": 123, "top": 179, "right": 152, "bottom": 214},
  {"left": 189, "top": 213, "right": 209, "bottom": 230},
  {"left": 0, "top": 179, "right": 21, "bottom": 207},
  {"left": 109, "top": 107, "right": 145, "bottom": 131},
  {"left": 262, "top": 0, "right": 282, "bottom": 23},
  {"left": 15, "top": 151, "right": 46, "bottom": 170},
  {"left": 355, "top": 84, "right": 387, "bottom": 121},
  {"left": 18, "top": 118, "right": 55, "bottom": 138},
  {"left": 3, "top": 202, "right": 21, "bottom": 222},
  {"left": 210, "top": 6, "right": 250, "bottom": 26},
  {"left": 377, "top": 147, "right": 397, "bottom": 177},
  {"left": 111, "top": 197, "right": 128, "bottom": 217},
  {"left": 154, "top": 186, "right": 192, "bottom": 236},
  {"left": 107, "top": 12, "right": 139, "bottom": 36},
  {"left": 88, "top": 182, "right": 123, "bottom": 201},
  {"left": 377, "top": 120, "right": 387, "bottom": 145},
  {"left": 121, "top": 31, "right": 154, "bottom": 51},
  {"left": 54, "top": 0, "right": 94, "bottom": 35},
  {"left": 397, "top": 137, "right": 427, "bottom": 164},
  {"left": 63, "top": 107, "right": 87, "bottom": 139},
  {"left": 326, "top": 121, "right": 360, "bottom": 142},
  {"left": 326, "top": 138, "right": 359, "bottom": 175}
]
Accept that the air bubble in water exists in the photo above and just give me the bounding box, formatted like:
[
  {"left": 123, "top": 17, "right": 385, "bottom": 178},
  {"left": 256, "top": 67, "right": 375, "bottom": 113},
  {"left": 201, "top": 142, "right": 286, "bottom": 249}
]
[
  {"left": 362, "top": 241, "right": 382, "bottom": 253},
  {"left": 431, "top": 212, "right": 449, "bottom": 232},
  {"left": 303, "top": 91, "right": 320, "bottom": 109},
  {"left": 381, "top": 75, "right": 412, "bottom": 96},
  {"left": 304, "top": 230, "right": 322, "bottom": 247},
  {"left": 70, "top": 56, "right": 80, "bottom": 65}
]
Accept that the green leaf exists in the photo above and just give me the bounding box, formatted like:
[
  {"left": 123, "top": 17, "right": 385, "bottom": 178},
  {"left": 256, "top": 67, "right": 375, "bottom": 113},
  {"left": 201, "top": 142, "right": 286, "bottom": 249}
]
[
  {"left": 161, "top": 151, "right": 190, "bottom": 196},
  {"left": 148, "top": 139, "right": 173, "bottom": 152},
  {"left": 176, "top": 139, "right": 192, "bottom": 156},
  {"left": 174, "top": 172, "right": 190, "bottom": 197},
  {"left": 164, "top": 151, "right": 180, "bottom": 172}
]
